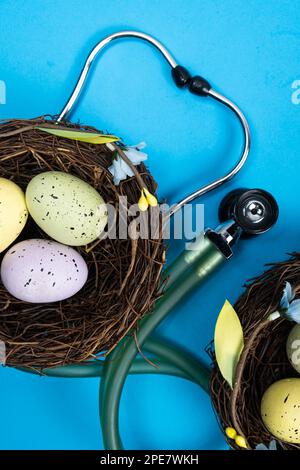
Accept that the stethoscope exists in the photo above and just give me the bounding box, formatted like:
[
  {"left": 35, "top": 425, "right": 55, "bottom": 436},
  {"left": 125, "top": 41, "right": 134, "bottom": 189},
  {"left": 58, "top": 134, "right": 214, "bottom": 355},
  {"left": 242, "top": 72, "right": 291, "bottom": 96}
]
[{"left": 18, "top": 31, "right": 279, "bottom": 449}]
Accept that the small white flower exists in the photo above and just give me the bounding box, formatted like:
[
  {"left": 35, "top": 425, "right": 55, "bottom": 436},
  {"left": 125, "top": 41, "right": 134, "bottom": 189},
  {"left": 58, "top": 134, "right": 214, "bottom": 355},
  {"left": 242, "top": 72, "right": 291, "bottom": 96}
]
[{"left": 108, "top": 142, "right": 148, "bottom": 185}]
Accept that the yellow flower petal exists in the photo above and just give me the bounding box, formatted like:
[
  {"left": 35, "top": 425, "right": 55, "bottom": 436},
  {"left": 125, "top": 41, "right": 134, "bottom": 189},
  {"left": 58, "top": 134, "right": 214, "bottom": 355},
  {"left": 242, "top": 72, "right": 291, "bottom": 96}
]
[
  {"left": 143, "top": 188, "right": 158, "bottom": 207},
  {"left": 235, "top": 435, "right": 247, "bottom": 449},
  {"left": 138, "top": 191, "right": 149, "bottom": 212},
  {"left": 214, "top": 300, "right": 244, "bottom": 388},
  {"left": 225, "top": 427, "right": 237, "bottom": 440},
  {"left": 38, "top": 127, "right": 119, "bottom": 144}
]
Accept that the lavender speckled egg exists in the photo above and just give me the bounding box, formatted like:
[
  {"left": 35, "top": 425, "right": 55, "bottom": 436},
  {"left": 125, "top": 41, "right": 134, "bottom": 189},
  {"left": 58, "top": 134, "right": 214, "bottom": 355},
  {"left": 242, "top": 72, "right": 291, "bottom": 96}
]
[
  {"left": 0, "top": 239, "right": 88, "bottom": 303},
  {"left": 25, "top": 171, "right": 108, "bottom": 246}
]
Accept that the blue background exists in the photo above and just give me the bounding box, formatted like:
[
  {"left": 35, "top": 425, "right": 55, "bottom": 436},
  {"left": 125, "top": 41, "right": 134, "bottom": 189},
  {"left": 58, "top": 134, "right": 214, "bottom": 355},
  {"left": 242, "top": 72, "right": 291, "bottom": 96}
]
[{"left": 0, "top": 0, "right": 299, "bottom": 450}]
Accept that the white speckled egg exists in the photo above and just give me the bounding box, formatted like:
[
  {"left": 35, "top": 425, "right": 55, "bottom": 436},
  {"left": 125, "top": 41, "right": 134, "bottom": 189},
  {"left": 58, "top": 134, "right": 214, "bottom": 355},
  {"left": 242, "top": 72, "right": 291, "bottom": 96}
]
[
  {"left": 0, "top": 178, "right": 28, "bottom": 253},
  {"left": 26, "top": 171, "right": 108, "bottom": 246},
  {"left": 0, "top": 239, "right": 88, "bottom": 303},
  {"left": 261, "top": 378, "right": 300, "bottom": 443}
]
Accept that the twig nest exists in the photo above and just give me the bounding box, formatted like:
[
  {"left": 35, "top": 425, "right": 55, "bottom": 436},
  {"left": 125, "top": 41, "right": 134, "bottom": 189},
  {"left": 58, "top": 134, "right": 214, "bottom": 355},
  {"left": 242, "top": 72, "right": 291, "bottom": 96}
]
[
  {"left": 0, "top": 118, "right": 165, "bottom": 369},
  {"left": 210, "top": 253, "right": 300, "bottom": 450}
]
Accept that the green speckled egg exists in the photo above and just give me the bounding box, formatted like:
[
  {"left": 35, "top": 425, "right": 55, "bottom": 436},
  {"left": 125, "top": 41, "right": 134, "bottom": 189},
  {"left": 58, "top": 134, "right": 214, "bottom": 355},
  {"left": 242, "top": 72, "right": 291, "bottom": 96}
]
[
  {"left": 26, "top": 171, "right": 108, "bottom": 246},
  {"left": 287, "top": 324, "right": 300, "bottom": 374},
  {"left": 261, "top": 378, "right": 300, "bottom": 443}
]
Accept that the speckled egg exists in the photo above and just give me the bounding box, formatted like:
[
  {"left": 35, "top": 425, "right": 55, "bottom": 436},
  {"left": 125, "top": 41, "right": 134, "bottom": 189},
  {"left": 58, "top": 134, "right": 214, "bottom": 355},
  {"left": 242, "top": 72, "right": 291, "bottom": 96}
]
[
  {"left": 0, "top": 239, "right": 88, "bottom": 303},
  {"left": 25, "top": 171, "right": 108, "bottom": 246},
  {"left": 261, "top": 378, "right": 300, "bottom": 443},
  {"left": 287, "top": 324, "right": 300, "bottom": 374},
  {"left": 0, "top": 178, "right": 28, "bottom": 253}
]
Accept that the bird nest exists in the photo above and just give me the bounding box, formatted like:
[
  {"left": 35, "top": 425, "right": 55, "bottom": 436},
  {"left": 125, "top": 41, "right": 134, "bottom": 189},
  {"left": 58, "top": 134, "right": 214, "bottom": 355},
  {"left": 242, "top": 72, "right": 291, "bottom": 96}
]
[
  {"left": 0, "top": 118, "right": 165, "bottom": 369},
  {"left": 210, "top": 254, "right": 300, "bottom": 450}
]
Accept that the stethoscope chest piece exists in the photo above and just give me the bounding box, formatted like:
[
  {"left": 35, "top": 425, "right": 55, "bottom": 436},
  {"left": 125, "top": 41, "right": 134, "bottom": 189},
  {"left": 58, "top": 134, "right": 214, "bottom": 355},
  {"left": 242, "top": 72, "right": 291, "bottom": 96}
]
[{"left": 219, "top": 188, "right": 279, "bottom": 236}]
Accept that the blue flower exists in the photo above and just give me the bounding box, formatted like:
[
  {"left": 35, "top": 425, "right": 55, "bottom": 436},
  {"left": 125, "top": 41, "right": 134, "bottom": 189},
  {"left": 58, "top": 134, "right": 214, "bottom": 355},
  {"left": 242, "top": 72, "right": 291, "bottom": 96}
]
[
  {"left": 108, "top": 142, "right": 148, "bottom": 185},
  {"left": 280, "top": 281, "right": 295, "bottom": 310},
  {"left": 269, "top": 282, "right": 300, "bottom": 323},
  {"left": 284, "top": 298, "right": 300, "bottom": 323},
  {"left": 256, "top": 439, "right": 277, "bottom": 451}
]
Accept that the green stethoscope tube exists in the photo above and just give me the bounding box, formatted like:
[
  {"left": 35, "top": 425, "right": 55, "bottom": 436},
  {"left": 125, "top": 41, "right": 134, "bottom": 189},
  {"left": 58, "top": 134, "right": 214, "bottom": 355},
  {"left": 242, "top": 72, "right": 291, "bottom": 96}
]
[
  {"left": 163, "top": 236, "right": 213, "bottom": 288},
  {"left": 100, "top": 235, "right": 226, "bottom": 450},
  {"left": 16, "top": 336, "right": 209, "bottom": 386},
  {"left": 135, "top": 337, "right": 210, "bottom": 394}
]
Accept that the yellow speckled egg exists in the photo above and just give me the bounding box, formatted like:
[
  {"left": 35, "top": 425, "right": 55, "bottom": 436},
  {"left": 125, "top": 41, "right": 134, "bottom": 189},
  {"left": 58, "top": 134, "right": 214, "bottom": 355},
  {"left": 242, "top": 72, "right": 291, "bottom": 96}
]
[
  {"left": 26, "top": 171, "right": 108, "bottom": 246},
  {"left": 261, "top": 378, "right": 300, "bottom": 443},
  {"left": 0, "top": 178, "right": 28, "bottom": 253},
  {"left": 287, "top": 325, "right": 300, "bottom": 374}
]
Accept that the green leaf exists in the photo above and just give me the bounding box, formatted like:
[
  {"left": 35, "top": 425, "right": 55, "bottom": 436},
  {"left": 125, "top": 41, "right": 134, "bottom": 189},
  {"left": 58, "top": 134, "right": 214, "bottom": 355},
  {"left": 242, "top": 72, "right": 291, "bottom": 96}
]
[
  {"left": 214, "top": 300, "right": 244, "bottom": 389},
  {"left": 37, "top": 127, "right": 120, "bottom": 144}
]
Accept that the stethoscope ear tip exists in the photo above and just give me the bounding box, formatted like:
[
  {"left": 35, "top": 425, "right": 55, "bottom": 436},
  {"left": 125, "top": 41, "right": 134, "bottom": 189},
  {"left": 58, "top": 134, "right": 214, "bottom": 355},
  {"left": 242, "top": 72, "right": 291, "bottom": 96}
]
[{"left": 219, "top": 188, "right": 279, "bottom": 237}]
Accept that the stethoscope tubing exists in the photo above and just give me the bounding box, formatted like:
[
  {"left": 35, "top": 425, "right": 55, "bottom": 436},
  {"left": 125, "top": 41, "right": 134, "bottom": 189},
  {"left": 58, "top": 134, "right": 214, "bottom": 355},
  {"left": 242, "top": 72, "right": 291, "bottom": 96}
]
[
  {"left": 99, "top": 236, "right": 225, "bottom": 450},
  {"left": 16, "top": 336, "right": 209, "bottom": 387}
]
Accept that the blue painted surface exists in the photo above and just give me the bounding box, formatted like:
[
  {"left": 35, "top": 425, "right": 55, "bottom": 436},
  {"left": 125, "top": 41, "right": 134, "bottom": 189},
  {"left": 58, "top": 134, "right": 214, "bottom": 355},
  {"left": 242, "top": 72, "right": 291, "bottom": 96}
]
[{"left": 0, "top": 0, "right": 299, "bottom": 450}]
